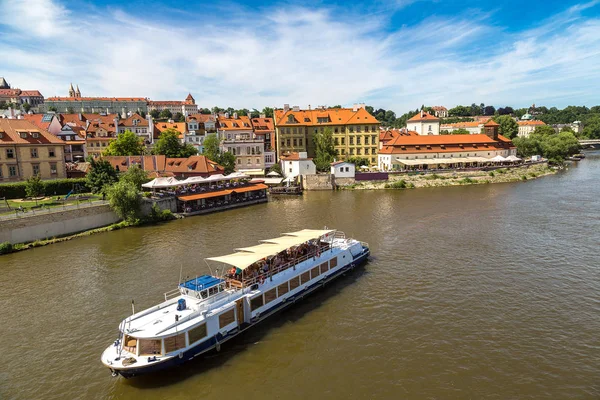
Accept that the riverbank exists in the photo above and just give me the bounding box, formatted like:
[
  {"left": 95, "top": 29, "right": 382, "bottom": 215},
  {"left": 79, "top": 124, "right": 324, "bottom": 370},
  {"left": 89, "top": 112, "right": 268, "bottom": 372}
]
[{"left": 340, "top": 163, "right": 556, "bottom": 190}]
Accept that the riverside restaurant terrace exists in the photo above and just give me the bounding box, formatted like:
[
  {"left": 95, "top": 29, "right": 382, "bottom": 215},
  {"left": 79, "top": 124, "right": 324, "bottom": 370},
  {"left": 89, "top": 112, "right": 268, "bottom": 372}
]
[{"left": 142, "top": 173, "right": 268, "bottom": 216}]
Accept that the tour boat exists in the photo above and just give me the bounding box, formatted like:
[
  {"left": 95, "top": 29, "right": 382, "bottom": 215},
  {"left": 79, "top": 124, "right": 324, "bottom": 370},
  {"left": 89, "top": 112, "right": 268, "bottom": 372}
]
[{"left": 101, "top": 229, "right": 370, "bottom": 378}]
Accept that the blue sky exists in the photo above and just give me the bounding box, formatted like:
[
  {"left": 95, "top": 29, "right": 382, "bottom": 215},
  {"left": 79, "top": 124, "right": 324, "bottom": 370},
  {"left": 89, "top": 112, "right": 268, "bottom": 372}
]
[{"left": 1, "top": 0, "right": 599, "bottom": 114}]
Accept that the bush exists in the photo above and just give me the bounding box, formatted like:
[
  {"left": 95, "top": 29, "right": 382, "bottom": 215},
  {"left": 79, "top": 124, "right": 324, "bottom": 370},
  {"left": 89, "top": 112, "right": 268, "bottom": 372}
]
[
  {"left": 0, "top": 178, "right": 89, "bottom": 199},
  {"left": 521, "top": 175, "right": 528, "bottom": 181},
  {"left": 460, "top": 177, "right": 475, "bottom": 184},
  {"left": 488, "top": 171, "right": 495, "bottom": 177},
  {"left": 0, "top": 241, "right": 13, "bottom": 255},
  {"left": 389, "top": 180, "right": 407, "bottom": 189}
]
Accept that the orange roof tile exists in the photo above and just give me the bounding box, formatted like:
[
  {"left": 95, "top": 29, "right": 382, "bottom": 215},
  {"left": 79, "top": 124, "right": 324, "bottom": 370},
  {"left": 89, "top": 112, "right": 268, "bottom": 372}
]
[
  {"left": 407, "top": 111, "right": 440, "bottom": 122},
  {"left": 23, "top": 114, "right": 53, "bottom": 131},
  {"left": 119, "top": 113, "right": 149, "bottom": 127},
  {"left": 153, "top": 122, "right": 187, "bottom": 139},
  {"left": 379, "top": 133, "right": 514, "bottom": 155},
  {"left": 251, "top": 117, "right": 274, "bottom": 132},
  {"left": 0, "top": 119, "right": 64, "bottom": 145},
  {"left": 280, "top": 152, "right": 313, "bottom": 161},
  {"left": 47, "top": 96, "right": 147, "bottom": 101},
  {"left": 274, "top": 107, "right": 379, "bottom": 127},
  {"left": 517, "top": 120, "right": 546, "bottom": 126},
  {"left": 218, "top": 115, "right": 252, "bottom": 130}
]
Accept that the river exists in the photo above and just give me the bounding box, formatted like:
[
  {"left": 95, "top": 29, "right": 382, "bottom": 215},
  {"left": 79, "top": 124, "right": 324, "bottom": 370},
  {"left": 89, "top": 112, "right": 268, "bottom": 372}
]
[{"left": 1, "top": 154, "right": 599, "bottom": 400}]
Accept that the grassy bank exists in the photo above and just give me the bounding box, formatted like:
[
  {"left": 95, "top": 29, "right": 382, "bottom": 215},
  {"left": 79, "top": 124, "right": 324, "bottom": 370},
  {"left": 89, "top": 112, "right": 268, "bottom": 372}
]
[{"left": 341, "top": 163, "right": 556, "bottom": 190}]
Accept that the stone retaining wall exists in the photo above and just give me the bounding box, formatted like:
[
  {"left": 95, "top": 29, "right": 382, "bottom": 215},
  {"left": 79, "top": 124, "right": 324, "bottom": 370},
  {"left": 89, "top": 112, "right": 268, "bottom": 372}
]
[
  {"left": 303, "top": 174, "right": 334, "bottom": 190},
  {"left": 0, "top": 204, "right": 119, "bottom": 244}
]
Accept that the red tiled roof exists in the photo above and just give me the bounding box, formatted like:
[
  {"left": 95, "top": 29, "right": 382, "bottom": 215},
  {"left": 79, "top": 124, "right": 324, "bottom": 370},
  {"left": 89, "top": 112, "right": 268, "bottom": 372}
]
[
  {"left": 0, "top": 119, "right": 64, "bottom": 145},
  {"left": 47, "top": 96, "right": 147, "bottom": 101},
  {"left": 187, "top": 114, "right": 215, "bottom": 123},
  {"left": 280, "top": 152, "right": 312, "bottom": 161},
  {"left": 19, "top": 90, "right": 43, "bottom": 97},
  {"left": 23, "top": 114, "right": 53, "bottom": 130},
  {"left": 484, "top": 120, "right": 500, "bottom": 127},
  {"left": 218, "top": 115, "right": 252, "bottom": 130},
  {"left": 251, "top": 117, "right": 274, "bottom": 132},
  {"left": 153, "top": 122, "right": 187, "bottom": 139},
  {"left": 119, "top": 113, "right": 149, "bottom": 127},
  {"left": 407, "top": 111, "right": 440, "bottom": 122},
  {"left": 517, "top": 120, "right": 546, "bottom": 126},
  {"left": 274, "top": 107, "right": 379, "bottom": 126}
]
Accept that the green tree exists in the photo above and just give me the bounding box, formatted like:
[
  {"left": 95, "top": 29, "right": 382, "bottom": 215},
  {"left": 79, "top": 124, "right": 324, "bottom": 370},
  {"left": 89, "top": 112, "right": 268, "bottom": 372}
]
[
  {"left": 139, "top": 110, "right": 146, "bottom": 118},
  {"left": 268, "top": 163, "right": 283, "bottom": 176},
  {"left": 153, "top": 128, "right": 196, "bottom": 157},
  {"left": 483, "top": 105, "right": 495, "bottom": 115},
  {"left": 219, "top": 151, "right": 236, "bottom": 175},
  {"left": 173, "top": 112, "right": 185, "bottom": 122},
  {"left": 250, "top": 109, "right": 260, "bottom": 118},
  {"left": 313, "top": 127, "right": 336, "bottom": 171},
  {"left": 532, "top": 125, "right": 556, "bottom": 136},
  {"left": 451, "top": 128, "right": 471, "bottom": 135},
  {"left": 583, "top": 115, "right": 600, "bottom": 139},
  {"left": 150, "top": 109, "right": 160, "bottom": 119},
  {"left": 200, "top": 108, "right": 212, "bottom": 114},
  {"left": 86, "top": 158, "right": 118, "bottom": 193},
  {"left": 22, "top": 103, "right": 31, "bottom": 113},
  {"left": 106, "top": 180, "right": 140, "bottom": 222},
  {"left": 48, "top": 106, "right": 57, "bottom": 112},
  {"left": 261, "top": 107, "right": 274, "bottom": 118},
  {"left": 159, "top": 109, "right": 172, "bottom": 119},
  {"left": 103, "top": 130, "right": 144, "bottom": 156},
  {"left": 25, "top": 174, "right": 44, "bottom": 200},
  {"left": 493, "top": 115, "right": 519, "bottom": 138},
  {"left": 346, "top": 156, "right": 369, "bottom": 167},
  {"left": 120, "top": 165, "right": 148, "bottom": 189}
]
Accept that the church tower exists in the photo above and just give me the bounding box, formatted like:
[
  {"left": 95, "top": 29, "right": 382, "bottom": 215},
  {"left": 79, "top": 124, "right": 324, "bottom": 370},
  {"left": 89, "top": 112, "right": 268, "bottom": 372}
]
[
  {"left": 69, "top": 83, "right": 75, "bottom": 97},
  {"left": 0, "top": 77, "right": 9, "bottom": 89},
  {"left": 75, "top": 85, "right": 81, "bottom": 98}
]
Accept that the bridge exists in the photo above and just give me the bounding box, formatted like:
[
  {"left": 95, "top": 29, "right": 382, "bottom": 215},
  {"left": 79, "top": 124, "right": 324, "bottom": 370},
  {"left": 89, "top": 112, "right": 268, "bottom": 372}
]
[{"left": 579, "top": 139, "right": 600, "bottom": 147}]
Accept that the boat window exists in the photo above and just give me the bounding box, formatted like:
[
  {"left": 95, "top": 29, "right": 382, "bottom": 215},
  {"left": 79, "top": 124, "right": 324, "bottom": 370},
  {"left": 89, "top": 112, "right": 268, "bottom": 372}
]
[
  {"left": 289, "top": 276, "right": 300, "bottom": 290},
  {"left": 164, "top": 333, "right": 186, "bottom": 353},
  {"left": 208, "top": 286, "right": 218, "bottom": 296},
  {"left": 311, "top": 266, "right": 320, "bottom": 279},
  {"left": 123, "top": 335, "right": 137, "bottom": 354},
  {"left": 300, "top": 271, "right": 310, "bottom": 284},
  {"left": 329, "top": 258, "right": 338, "bottom": 268},
  {"left": 277, "top": 282, "right": 289, "bottom": 297},
  {"left": 188, "top": 324, "right": 207, "bottom": 344},
  {"left": 320, "top": 262, "right": 328, "bottom": 273},
  {"left": 139, "top": 339, "right": 162, "bottom": 356},
  {"left": 250, "top": 295, "right": 264, "bottom": 311},
  {"left": 219, "top": 309, "right": 236, "bottom": 329},
  {"left": 264, "top": 288, "right": 277, "bottom": 304}
]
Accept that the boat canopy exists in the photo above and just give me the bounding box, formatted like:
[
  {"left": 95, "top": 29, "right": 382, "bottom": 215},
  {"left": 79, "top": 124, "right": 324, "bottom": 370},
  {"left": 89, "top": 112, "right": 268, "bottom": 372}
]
[{"left": 206, "top": 229, "right": 335, "bottom": 270}]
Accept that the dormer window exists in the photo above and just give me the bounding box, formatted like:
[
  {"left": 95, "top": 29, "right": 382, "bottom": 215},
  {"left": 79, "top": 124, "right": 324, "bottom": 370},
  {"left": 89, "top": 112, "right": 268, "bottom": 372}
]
[
  {"left": 31, "top": 132, "right": 39, "bottom": 139},
  {"left": 0, "top": 132, "right": 3, "bottom": 138},
  {"left": 133, "top": 119, "right": 139, "bottom": 126},
  {"left": 20, "top": 132, "right": 27, "bottom": 139}
]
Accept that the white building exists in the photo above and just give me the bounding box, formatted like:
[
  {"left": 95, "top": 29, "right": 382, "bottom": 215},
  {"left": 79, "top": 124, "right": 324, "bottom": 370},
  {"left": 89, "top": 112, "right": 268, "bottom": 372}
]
[
  {"left": 406, "top": 111, "right": 440, "bottom": 135},
  {"left": 280, "top": 152, "right": 316, "bottom": 178},
  {"left": 440, "top": 120, "right": 487, "bottom": 134},
  {"left": 431, "top": 106, "right": 448, "bottom": 118},
  {"left": 517, "top": 120, "right": 546, "bottom": 137},
  {"left": 148, "top": 94, "right": 198, "bottom": 117},
  {"left": 330, "top": 161, "right": 355, "bottom": 178}
]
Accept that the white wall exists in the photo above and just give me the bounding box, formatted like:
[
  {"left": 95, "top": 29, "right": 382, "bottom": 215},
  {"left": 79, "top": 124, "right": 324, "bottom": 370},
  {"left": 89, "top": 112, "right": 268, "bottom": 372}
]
[{"left": 331, "top": 163, "right": 355, "bottom": 178}]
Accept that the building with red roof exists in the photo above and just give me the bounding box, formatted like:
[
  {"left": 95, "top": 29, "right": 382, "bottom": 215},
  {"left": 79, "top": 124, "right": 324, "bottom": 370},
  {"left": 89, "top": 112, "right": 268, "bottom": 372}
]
[{"left": 406, "top": 110, "right": 441, "bottom": 136}]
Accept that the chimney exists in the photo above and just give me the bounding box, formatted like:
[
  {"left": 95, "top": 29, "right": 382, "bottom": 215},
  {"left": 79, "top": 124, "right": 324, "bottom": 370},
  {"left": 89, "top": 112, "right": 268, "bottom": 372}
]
[
  {"left": 283, "top": 104, "right": 290, "bottom": 112},
  {"left": 259, "top": 113, "right": 265, "bottom": 119},
  {"left": 420, "top": 110, "right": 424, "bottom": 118},
  {"left": 233, "top": 112, "right": 238, "bottom": 119},
  {"left": 352, "top": 103, "right": 358, "bottom": 112},
  {"left": 359, "top": 103, "right": 366, "bottom": 109},
  {"left": 8, "top": 107, "right": 14, "bottom": 119},
  {"left": 224, "top": 112, "right": 229, "bottom": 119},
  {"left": 292, "top": 105, "right": 300, "bottom": 112},
  {"left": 308, "top": 104, "right": 311, "bottom": 110},
  {"left": 79, "top": 113, "right": 83, "bottom": 121}
]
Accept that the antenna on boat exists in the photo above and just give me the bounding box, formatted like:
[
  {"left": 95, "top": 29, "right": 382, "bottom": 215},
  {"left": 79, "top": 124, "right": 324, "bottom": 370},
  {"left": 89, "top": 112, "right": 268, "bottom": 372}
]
[
  {"left": 179, "top": 264, "right": 183, "bottom": 285},
  {"left": 131, "top": 299, "right": 135, "bottom": 315},
  {"left": 205, "top": 259, "right": 214, "bottom": 277}
]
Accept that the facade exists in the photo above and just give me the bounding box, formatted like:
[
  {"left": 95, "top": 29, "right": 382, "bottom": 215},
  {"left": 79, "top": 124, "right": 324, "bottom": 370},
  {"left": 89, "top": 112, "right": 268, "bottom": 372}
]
[
  {"left": 186, "top": 114, "right": 217, "bottom": 154},
  {"left": 250, "top": 116, "right": 276, "bottom": 168},
  {"left": 431, "top": 106, "right": 448, "bottom": 118},
  {"left": 552, "top": 122, "right": 582, "bottom": 135},
  {"left": 0, "top": 78, "right": 44, "bottom": 108},
  {"left": 274, "top": 104, "right": 380, "bottom": 165},
  {"left": 84, "top": 114, "right": 119, "bottom": 157},
  {"left": 378, "top": 120, "right": 516, "bottom": 171},
  {"left": 406, "top": 111, "right": 440, "bottom": 135},
  {"left": 330, "top": 161, "right": 355, "bottom": 178},
  {"left": 280, "top": 152, "right": 316, "bottom": 178},
  {"left": 517, "top": 120, "right": 546, "bottom": 138},
  {"left": 440, "top": 120, "right": 488, "bottom": 134},
  {"left": 0, "top": 119, "right": 66, "bottom": 181},
  {"left": 43, "top": 85, "right": 147, "bottom": 114},
  {"left": 148, "top": 94, "right": 198, "bottom": 116},
  {"left": 118, "top": 113, "right": 152, "bottom": 144},
  {"left": 218, "top": 114, "right": 265, "bottom": 172}
]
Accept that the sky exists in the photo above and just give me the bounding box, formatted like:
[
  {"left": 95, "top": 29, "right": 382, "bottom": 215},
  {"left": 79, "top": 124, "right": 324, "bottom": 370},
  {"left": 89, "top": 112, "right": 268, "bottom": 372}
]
[{"left": 1, "top": 0, "right": 599, "bottom": 115}]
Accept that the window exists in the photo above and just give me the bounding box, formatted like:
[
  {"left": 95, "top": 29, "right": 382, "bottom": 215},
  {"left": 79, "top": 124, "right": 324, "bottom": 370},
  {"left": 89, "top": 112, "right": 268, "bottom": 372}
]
[
  {"left": 6, "top": 149, "right": 14, "bottom": 159},
  {"left": 428, "top": 125, "right": 432, "bottom": 131},
  {"left": 139, "top": 339, "right": 162, "bottom": 356},
  {"left": 164, "top": 333, "right": 186, "bottom": 353},
  {"left": 334, "top": 138, "right": 339, "bottom": 146},
  {"left": 293, "top": 139, "right": 297, "bottom": 146},
  {"left": 288, "top": 168, "right": 292, "bottom": 173},
  {"left": 237, "top": 158, "right": 241, "bottom": 164},
  {"left": 9, "top": 165, "right": 17, "bottom": 177},
  {"left": 0, "top": 167, "right": 2, "bottom": 178},
  {"left": 218, "top": 309, "right": 236, "bottom": 329},
  {"left": 350, "top": 137, "right": 354, "bottom": 145},
  {"left": 286, "top": 139, "right": 290, "bottom": 147},
  {"left": 256, "top": 158, "right": 260, "bottom": 164},
  {"left": 250, "top": 296, "right": 264, "bottom": 311},
  {"left": 50, "top": 163, "right": 57, "bottom": 174},
  {"left": 277, "top": 282, "right": 289, "bottom": 297},
  {"left": 357, "top": 148, "right": 361, "bottom": 155},
  {"left": 188, "top": 324, "right": 207, "bottom": 344},
  {"left": 32, "top": 164, "right": 40, "bottom": 175},
  {"left": 31, "top": 148, "right": 38, "bottom": 158},
  {"left": 49, "top": 148, "right": 55, "bottom": 157},
  {"left": 341, "top": 137, "right": 345, "bottom": 145},
  {"left": 299, "top": 138, "right": 303, "bottom": 146},
  {"left": 372, "top": 136, "right": 377, "bottom": 145},
  {"left": 357, "top": 137, "right": 361, "bottom": 145}
]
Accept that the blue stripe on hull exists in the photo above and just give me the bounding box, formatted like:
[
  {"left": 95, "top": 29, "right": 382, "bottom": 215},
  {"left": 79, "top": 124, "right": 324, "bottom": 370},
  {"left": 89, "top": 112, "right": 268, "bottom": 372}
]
[{"left": 116, "top": 247, "right": 370, "bottom": 378}]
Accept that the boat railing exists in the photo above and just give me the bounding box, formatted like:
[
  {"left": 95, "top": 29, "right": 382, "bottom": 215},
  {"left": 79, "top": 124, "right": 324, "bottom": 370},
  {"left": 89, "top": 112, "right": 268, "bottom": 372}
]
[
  {"left": 360, "top": 241, "right": 369, "bottom": 248},
  {"left": 164, "top": 288, "right": 181, "bottom": 301},
  {"left": 333, "top": 231, "right": 346, "bottom": 240},
  {"left": 240, "top": 242, "right": 334, "bottom": 287}
]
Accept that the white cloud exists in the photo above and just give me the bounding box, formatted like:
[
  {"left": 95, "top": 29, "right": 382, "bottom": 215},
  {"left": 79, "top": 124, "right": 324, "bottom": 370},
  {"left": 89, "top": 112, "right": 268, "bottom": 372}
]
[{"left": 0, "top": 0, "right": 599, "bottom": 114}]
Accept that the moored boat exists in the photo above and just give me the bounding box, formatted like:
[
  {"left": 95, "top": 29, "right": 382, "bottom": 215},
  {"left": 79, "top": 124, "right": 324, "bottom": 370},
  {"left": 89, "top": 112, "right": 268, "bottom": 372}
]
[{"left": 101, "top": 229, "right": 369, "bottom": 378}]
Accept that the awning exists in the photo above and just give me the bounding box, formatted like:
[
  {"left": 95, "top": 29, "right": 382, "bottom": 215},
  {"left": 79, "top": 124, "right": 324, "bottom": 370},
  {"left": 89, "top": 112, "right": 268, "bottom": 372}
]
[
  {"left": 254, "top": 177, "right": 283, "bottom": 185},
  {"left": 232, "top": 183, "right": 268, "bottom": 193},
  {"left": 177, "top": 184, "right": 268, "bottom": 202},
  {"left": 237, "top": 168, "right": 265, "bottom": 176},
  {"left": 142, "top": 177, "right": 181, "bottom": 188},
  {"left": 206, "top": 229, "right": 335, "bottom": 270},
  {"left": 394, "top": 157, "right": 495, "bottom": 166}
]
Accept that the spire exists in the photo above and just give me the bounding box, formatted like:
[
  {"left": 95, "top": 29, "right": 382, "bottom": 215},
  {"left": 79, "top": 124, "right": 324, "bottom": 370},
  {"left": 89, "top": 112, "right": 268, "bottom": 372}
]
[
  {"left": 75, "top": 84, "right": 81, "bottom": 98},
  {"left": 185, "top": 93, "right": 195, "bottom": 105},
  {"left": 0, "top": 77, "right": 9, "bottom": 89},
  {"left": 69, "top": 83, "right": 75, "bottom": 97}
]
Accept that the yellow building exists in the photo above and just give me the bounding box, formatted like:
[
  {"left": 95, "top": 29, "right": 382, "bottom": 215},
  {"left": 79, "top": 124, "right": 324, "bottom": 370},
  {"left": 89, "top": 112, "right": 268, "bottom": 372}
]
[
  {"left": 0, "top": 119, "right": 66, "bottom": 181},
  {"left": 274, "top": 105, "right": 380, "bottom": 164}
]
